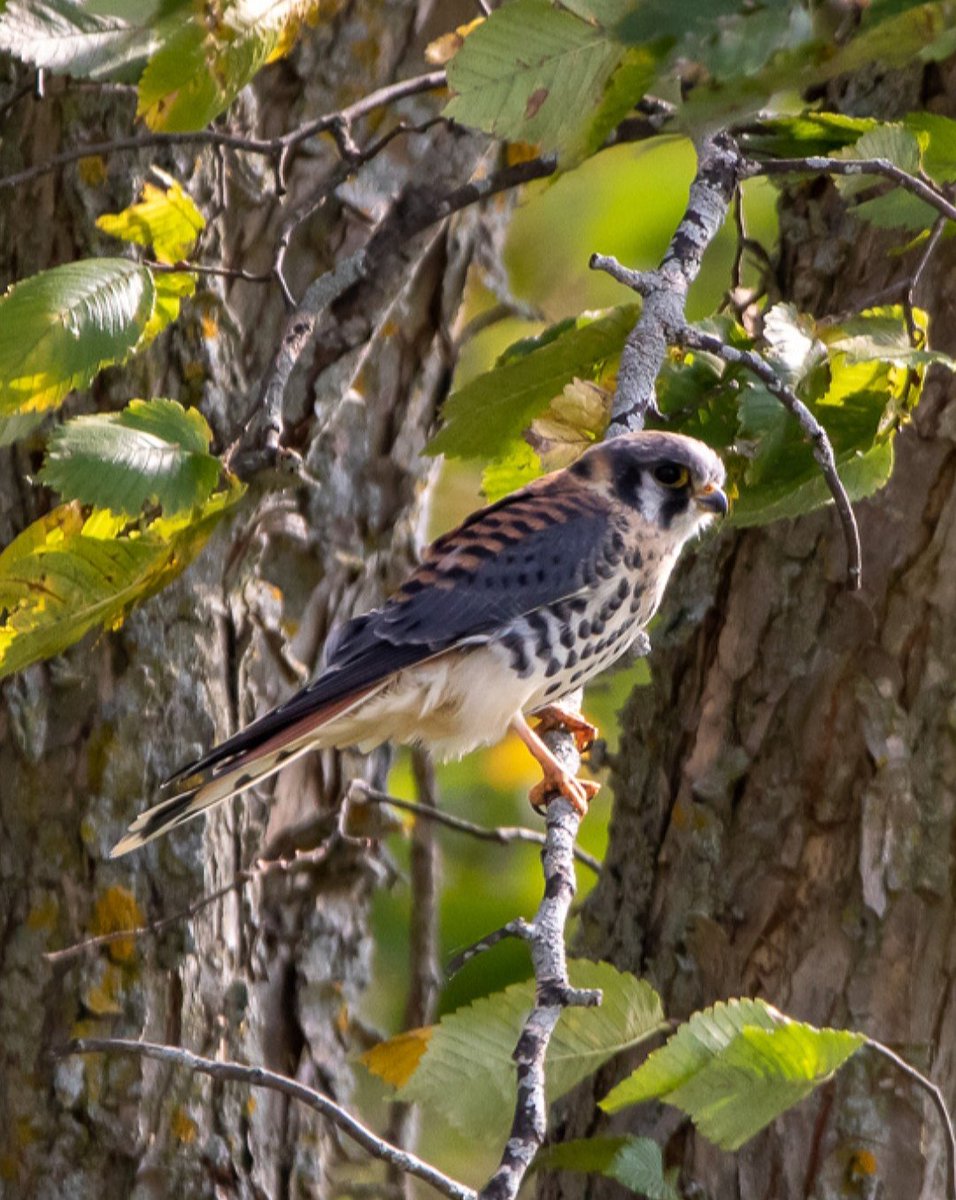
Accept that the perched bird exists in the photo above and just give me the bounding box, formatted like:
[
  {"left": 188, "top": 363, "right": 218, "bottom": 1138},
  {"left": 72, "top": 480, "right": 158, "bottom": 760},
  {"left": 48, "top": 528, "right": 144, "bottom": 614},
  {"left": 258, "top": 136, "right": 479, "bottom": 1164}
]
[{"left": 112, "top": 430, "right": 726, "bottom": 856}]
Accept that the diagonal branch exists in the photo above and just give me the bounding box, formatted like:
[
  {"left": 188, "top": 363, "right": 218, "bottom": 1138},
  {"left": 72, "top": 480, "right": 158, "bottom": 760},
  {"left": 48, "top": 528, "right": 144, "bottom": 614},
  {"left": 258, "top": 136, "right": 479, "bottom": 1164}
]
[
  {"left": 677, "top": 326, "right": 862, "bottom": 590},
  {"left": 62, "top": 1038, "right": 475, "bottom": 1200}
]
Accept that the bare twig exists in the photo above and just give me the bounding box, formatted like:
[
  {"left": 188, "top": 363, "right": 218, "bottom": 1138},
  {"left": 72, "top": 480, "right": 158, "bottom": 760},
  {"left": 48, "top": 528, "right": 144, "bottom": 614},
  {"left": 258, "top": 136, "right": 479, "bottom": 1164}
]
[
  {"left": 678, "top": 325, "right": 862, "bottom": 590},
  {"left": 447, "top": 919, "right": 533, "bottom": 978},
  {"left": 348, "top": 782, "right": 602, "bottom": 873},
  {"left": 478, "top": 726, "right": 602, "bottom": 1200},
  {"left": 593, "top": 132, "right": 742, "bottom": 433},
  {"left": 44, "top": 836, "right": 342, "bottom": 965},
  {"left": 0, "top": 70, "right": 448, "bottom": 194},
  {"left": 386, "top": 750, "right": 443, "bottom": 1198},
  {"left": 866, "top": 1038, "right": 956, "bottom": 1200},
  {"left": 63, "top": 1038, "right": 475, "bottom": 1200},
  {"left": 144, "top": 258, "right": 273, "bottom": 285},
  {"left": 746, "top": 155, "right": 956, "bottom": 225}
]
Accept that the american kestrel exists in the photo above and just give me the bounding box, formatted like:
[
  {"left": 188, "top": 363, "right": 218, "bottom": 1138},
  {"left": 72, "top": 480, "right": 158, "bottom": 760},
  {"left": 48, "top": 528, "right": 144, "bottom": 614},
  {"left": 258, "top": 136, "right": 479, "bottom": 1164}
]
[{"left": 112, "top": 431, "right": 726, "bottom": 856}]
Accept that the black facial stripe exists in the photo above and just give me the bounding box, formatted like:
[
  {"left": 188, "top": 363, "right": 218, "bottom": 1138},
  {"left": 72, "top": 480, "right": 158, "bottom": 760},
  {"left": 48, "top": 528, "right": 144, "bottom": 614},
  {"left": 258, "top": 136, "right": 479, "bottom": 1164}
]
[{"left": 659, "top": 493, "right": 690, "bottom": 529}]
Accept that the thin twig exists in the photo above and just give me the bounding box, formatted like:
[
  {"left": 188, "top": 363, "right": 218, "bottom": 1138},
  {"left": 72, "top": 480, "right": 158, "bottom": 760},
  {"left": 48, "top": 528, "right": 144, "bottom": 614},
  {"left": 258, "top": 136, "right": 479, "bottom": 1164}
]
[
  {"left": 44, "top": 838, "right": 342, "bottom": 965},
  {"left": 866, "top": 1038, "right": 956, "bottom": 1200},
  {"left": 746, "top": 156, "right": 956, "bottom": 225},
  {"left": 63, "top": 1038, "right": 475, "bottom": 1200},
  {"left": 678, "top": 325, "right": 862, "bottom": 590},
  {"left": 447, "top": 919, "right": 533, "bottom": 978},
  {"left": 349, "top": 782, "right": 602, "bottom": 873},
  {"left": 386, "top": 750, "right": 443, "bottom": 1198},
  {"left": 0, "top": 70, "right": 448, "bottom": 193},
  {"left": 144, "top": 258, "right": 273, "bottom": 285}
]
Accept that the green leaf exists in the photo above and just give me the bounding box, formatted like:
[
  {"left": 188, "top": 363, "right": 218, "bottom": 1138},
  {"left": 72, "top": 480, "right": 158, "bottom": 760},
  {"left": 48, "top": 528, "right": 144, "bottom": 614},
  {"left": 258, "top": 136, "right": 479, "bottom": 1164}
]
[
  {"left": 538, "top": 1136, "right": 679, "bottom": 1200},
  {"left": 0, "top": 259, "right": 156, "bottom": 416},
  {"left": 0, "top": 411, "right": 47, "bottom": 447},
  {"left": 137, "top": 2, "right": 317, "bottom": 132},
  {"left": 602, "top": 997, "right": 864, "bottom": 1150},
  {"left": 0, "top": 483, "right": 244, "bottom": 679},
  {"left": 40, "top": 398, "right": 220, "bottom": 516},
  {"left": 363, "top": 960, "right": 665, "bottom": 1143},
  {"left": 740, "top": 112, "right": 877, "bottom": 159},
  {"left": 821, "top": 306, "right": 952, "bottom": 367},
  {"left": 97, "top": 168, "right": 205, "bottom": 263},
  {"left": 445, "top": 0, "right": 629, "bottom": 163},
  {"left": 906, "top": 112, "right": 956, "bottom": 182},
  {"left": 0, "top": 0, "right": 177, "bottom": 81},
  {"left": 429, "top": 305, "right": 637, "bottom": 460}
]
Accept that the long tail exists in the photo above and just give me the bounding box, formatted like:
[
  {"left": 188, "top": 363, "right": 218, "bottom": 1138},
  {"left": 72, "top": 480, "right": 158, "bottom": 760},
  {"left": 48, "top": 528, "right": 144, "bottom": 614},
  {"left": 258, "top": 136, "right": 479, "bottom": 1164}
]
[{"left": 111, "top": 690, "right": 374, "bottom": 857}]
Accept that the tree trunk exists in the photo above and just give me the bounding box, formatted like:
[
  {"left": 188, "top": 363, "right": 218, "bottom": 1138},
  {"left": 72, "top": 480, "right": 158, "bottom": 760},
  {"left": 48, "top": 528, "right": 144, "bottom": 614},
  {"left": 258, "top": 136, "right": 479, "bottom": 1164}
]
[
  {"left": 0, "top": 5, "right": 489, "bottom": 1196},
  {"left": 545, "top": 58, "right": 956, "bottom": 1200}
]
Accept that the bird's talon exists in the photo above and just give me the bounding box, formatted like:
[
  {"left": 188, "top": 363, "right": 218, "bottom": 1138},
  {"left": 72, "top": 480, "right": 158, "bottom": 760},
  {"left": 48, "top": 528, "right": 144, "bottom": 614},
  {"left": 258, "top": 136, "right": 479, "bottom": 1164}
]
[
  {"left": 533, "top": 706, "right": 599, "bottom": 753},
  {"left": 528, "top": 772, "right": 601, "bottom": 816}
]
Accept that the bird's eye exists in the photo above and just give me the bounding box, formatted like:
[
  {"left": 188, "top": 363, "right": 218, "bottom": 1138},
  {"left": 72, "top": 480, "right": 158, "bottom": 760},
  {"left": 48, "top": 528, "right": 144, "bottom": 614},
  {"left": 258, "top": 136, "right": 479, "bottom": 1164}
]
[{"left": 653, "top": 463, "right": 690, "bottom": 489}]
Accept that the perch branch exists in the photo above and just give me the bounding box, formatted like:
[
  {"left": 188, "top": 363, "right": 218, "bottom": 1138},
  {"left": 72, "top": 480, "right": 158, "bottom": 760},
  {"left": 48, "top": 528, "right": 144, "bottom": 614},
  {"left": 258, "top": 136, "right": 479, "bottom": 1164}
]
[
  {"left": 63, "top": 1038, "right": 475, "bottom": 1200},
  {"left": 478, "top": 725, "right": 602, "bottom": 1200}
]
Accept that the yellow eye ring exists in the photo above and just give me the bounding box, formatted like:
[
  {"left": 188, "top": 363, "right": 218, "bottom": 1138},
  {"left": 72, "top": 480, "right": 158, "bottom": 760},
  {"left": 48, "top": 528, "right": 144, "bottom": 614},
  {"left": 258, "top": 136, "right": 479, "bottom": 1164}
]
[{"left": 652, "top": 463, "right": 690, "bottom": 489}]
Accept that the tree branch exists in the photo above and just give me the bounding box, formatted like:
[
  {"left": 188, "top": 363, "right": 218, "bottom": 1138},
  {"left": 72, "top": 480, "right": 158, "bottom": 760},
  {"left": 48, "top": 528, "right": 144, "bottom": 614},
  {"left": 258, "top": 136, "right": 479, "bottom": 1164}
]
[
  {"left": 62, "top": 1038, "right": 475, "bottom": 1200},
  {"left": 866, "top": 1038, "right": 956, "bottom": 1200},
  {"left": 677, "top": 326, "right": 862, "bottom": 590},
  {"left": 478, "top": 730, "right": 602, "bottom": 1200}
]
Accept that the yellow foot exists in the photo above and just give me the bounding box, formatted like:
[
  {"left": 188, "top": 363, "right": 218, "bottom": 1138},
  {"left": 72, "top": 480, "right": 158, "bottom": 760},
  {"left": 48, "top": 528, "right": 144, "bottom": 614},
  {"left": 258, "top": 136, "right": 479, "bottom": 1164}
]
[
  {"left": 533, "top": 705, "right": 599, "bottom": 754},
  {"left": 529, "top": 771, "right": 601, "bottom": 816}
]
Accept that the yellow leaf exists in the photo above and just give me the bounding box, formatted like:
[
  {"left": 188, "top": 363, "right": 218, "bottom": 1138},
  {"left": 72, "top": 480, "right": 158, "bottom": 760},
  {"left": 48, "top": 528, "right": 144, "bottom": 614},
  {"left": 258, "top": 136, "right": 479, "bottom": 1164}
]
[
  {"left": 425, "top": 17, "right": 484, "bottom": 65},
  {"left": 96, "top": 168, "right": 205, "bottom": 263},
  {"left": 360, "top": 1027, "right": 433, "bottom": 1089}
]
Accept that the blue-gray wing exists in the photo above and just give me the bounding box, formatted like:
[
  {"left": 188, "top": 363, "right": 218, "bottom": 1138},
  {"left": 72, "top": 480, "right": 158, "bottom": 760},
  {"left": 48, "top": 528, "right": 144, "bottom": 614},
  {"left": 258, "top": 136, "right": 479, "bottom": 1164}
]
[{"left": 163, "top": 472, "right": 615, "bottom": 786}]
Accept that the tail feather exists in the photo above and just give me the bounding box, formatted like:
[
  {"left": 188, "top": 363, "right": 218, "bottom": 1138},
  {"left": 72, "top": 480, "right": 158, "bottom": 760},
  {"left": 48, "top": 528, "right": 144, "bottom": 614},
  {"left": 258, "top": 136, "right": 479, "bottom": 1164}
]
[{"left": 110, "top": 687, "right": 377, "bottom": 857}]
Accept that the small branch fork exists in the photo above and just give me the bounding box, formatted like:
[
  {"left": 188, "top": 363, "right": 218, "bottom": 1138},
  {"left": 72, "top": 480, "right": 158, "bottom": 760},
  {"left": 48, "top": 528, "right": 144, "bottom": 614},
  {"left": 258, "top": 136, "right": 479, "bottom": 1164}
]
[
  {"left": 592, "top": 131, "right": 864, "bottom": 590},
  {"left": 61, "top": 1038, "right": 475, "bottom": 1200}
]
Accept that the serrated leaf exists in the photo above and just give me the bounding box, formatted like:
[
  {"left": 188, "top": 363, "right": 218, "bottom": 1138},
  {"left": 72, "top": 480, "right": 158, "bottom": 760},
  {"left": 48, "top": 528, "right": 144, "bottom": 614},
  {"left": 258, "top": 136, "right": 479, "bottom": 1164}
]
[
  {"left": 667, "top": 1021, "right": 864, "bottom": 1150},
  {"left": 835, "top": 124, "right": 922, "bottom": 199},
  {"left": 363, "top": 960, "right": 665, "bottom": 1143},
  {"left": 0, "top": 259, "right": 155, "bottom": 416},
  {"left": 481, "top": 439, "right": 542, "bottom": 503},
  {"left": 137, "top": 2, "right": 317, "bottom": 132},
  {"left": 97, "top": 169, "right": 204, "bottom": 263},
  {"left": 762, "top": 304, "right": 825, "bottom": 383},
  {"left": 0, "top": 482, "right": 244, "bottom": 679},
  {"left": 603, "top": 998, "right": 863, "bottom": 1150},
  {"left": 538, "top": 1136, "right": 679, "bottom": 1200},
  {"left": 906, "top": 112, "right": 956, "bottom": 182},
  {"left": 445, "top": 0, "right": 628, "bottom": 163},
  {"left": 40, "top": 398, "right": 220, "bottom": 516},
  {"left": 430, "top": 305, "right": 637, "bottom": 460},
  {"left": 821, "top": 306, "right": 953, "bottom": 367},
  {"left": 0, "top": 0, "right": 175, "bottom": 81}
]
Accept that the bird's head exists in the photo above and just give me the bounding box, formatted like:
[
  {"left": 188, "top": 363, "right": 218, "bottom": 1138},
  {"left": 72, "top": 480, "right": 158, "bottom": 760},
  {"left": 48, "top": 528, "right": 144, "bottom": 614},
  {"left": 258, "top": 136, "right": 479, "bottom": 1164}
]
[{"left": 571, "top": 430, "right": 728, "bottom": 543}]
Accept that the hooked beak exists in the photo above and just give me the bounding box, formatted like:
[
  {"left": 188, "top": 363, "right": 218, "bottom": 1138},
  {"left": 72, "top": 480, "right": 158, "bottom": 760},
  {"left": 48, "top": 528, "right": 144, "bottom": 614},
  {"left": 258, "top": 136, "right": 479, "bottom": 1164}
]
[{"left": 694, "top": 483, "right": 729, "bottom": 516}]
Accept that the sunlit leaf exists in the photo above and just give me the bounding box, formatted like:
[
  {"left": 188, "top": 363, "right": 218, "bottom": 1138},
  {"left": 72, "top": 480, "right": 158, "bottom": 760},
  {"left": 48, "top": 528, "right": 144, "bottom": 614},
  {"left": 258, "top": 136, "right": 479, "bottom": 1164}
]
[
  {"left": 0, "top": 259, "right": 155, "bottom": 416},
  {"left": 362, "top": 960, "right": 665, "bottom": 1142},
  {"left": 40, "top": 398, "right": 220, "bottom": 516},
  {"left": 0, "top": 0, "right": 179, "bottom": 81},
  {"left": 142, "top": 271, "right": 196, "bottom": 343},
  {"left": 137, "top": 1, "right": 318, "bottom": 132},
  {"left": 445, "top": 0, "right": 630, "bottom": 163},
  {"left": 740, "top": 112, "right": 876, "bottom": 159},
  {"left": 0, "top": 483, "right": 244, "bottom": 679},
  {"left": 601, "top": 997, "right": 864, "bottom": 1150},
  {"left": 97, "top": 169, "right": 205, "bottom": 263}
]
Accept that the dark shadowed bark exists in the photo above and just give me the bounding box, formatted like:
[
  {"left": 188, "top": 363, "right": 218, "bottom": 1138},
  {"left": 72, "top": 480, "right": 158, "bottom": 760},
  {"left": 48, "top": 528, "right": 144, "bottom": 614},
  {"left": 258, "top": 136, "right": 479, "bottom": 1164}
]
[
  {"left": 0, "top": 5, "right": 492, "bottom": 1196},
  {"left": 544, "top": 57, "right": 956, "bottom": 1200}
]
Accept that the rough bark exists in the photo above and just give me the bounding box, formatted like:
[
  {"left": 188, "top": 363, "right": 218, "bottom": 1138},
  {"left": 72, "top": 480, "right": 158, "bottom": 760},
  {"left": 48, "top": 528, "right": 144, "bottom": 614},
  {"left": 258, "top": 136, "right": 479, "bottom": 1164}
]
[
  {"left": 544, "top": 57, "right": 956, "bottom": 1200},
  {"left": 0, "top": 5, "right": 491, "bottom": 1196}
]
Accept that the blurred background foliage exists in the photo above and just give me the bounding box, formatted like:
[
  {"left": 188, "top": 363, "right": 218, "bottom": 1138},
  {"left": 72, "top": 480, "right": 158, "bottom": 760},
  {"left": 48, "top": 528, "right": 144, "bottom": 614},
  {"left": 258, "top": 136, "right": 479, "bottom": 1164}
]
[{"left": 360, "top": 137, "right": 778, "bottom": 1170}]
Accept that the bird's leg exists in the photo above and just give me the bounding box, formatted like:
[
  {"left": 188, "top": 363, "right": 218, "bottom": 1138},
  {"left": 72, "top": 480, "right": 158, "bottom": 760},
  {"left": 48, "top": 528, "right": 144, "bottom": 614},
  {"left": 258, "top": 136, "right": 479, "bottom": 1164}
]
[
  {"left": 532, "top": 704, "right": 598, "bottom": 753},
  {"left": 511, "top": 712, "right": 601, "bottom": 816}
]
